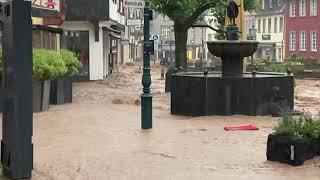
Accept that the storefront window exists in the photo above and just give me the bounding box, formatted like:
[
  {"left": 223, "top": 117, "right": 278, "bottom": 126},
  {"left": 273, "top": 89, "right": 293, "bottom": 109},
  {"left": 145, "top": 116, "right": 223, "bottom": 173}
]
[{"left": 61, "top": 31, "right": 90, "bottom": 80}]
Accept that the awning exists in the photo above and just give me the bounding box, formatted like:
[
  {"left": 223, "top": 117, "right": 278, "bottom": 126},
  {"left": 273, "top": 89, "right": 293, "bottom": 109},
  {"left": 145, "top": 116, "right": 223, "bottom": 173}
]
[
  {"left": 32, "top": 4, "right": 59, "bottom": 18},
  {"left": 102, "top": 26, "right": 121, "bottom": 35},
  {"left": 32, "top": 25, "right": 63, "bottom": 34},
  {"left": 258, "top": 42, "right": 276, "bottom": 48},
  {"left": 109, "top": 33, "right": 122, "bottom": 39},
  {"left": 111, "top": 24, "right": 125, "bottom": 32},
  {"left": 109, "top": 19, "right": 126, "bottom": 32}
]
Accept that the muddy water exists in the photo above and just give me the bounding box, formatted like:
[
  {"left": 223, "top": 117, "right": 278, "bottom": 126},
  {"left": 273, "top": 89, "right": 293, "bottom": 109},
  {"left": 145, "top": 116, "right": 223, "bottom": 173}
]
[
  {"left": 295, "top": 80, "right": 320, "bottom": 114},
  {"left": 21, "top": 64, "right": 320, "bottom": 179}
]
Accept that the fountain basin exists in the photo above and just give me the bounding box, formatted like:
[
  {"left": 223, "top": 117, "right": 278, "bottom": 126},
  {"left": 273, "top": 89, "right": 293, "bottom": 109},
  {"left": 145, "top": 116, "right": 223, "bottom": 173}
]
[
  {"left": 206, "top": 41, "right": 259, "bottom": 77},
  {"left": 207, "top": 40, "right": 259, "bottom": 58},
  {"left": 171, "top": 72, "right": 294, "bottom": 116}
]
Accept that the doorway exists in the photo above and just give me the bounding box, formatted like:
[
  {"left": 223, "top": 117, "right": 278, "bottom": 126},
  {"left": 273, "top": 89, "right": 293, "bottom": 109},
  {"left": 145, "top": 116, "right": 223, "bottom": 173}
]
[{"left": 61, "top": 30, "right": 90, "bottom": 81}]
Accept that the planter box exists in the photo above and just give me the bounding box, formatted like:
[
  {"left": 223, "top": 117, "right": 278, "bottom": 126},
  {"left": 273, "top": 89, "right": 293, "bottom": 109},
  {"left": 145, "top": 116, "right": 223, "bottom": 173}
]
[
  {"left": 50, "top": 76, "right": 73, "bottom": 105},
  {"left": 33, "top": 80, "right": 51, "bottom": 113},
  {"left": 266, "top": 134, "right": 319, "bottom": 166}
]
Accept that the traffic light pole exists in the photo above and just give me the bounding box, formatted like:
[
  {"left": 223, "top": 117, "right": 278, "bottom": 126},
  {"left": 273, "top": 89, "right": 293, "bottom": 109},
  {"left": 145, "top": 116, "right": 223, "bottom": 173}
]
[{"left": 141, "top": 1, "right": 153, "bottom": 129}]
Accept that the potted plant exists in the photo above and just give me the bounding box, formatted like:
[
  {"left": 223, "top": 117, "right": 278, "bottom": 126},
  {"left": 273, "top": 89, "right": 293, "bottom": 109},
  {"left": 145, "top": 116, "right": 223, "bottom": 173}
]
[
  {"left": 50, "top": 49, "right": 82, "bottom": 104},
  {"left": 267, "top": 115, "right": 320, "bottom": 166},
  {"left": 33, "top": 49, "right": 67, "bottom": 112}
]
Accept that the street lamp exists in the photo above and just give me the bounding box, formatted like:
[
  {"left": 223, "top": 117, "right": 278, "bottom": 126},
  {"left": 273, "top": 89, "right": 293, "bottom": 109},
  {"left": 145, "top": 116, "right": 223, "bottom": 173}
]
[
  {"left": 141, "top": 0, "right": 153, "bottom": 129},
  {"left": 249, "top": 25, "right": 257, "bottom": 71}
]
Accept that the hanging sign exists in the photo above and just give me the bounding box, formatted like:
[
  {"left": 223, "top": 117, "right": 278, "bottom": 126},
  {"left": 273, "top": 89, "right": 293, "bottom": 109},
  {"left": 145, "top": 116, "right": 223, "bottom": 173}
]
[
  {"left": 124, "top": 0, "right": 145, "bottom": 8},
  {"left": 42, "top": 0, "right": 60, "bottom": 12}
]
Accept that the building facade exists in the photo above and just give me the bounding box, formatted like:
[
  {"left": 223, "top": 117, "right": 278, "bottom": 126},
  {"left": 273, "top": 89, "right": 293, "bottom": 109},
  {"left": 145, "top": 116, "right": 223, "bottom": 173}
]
[
  {"left": 285, "top": 0, "right": 320, "bottom": 61},
  {"left": 255, "top": 0, "right": 285, "bottom": 62},
  {"left": 59, "top": 0, "right": 126, "bottom": 81},
  {"left": 150, "top": 15, "right": 175, "bottom": 63},
  {"left": 31, "top": 0, "right": 62, "bottom": 51},
  {"left": 245, "top": 11, "right": 256, "bottom": 40},
  {"left": 150, "top": 12, "right": 217, "bottom": 65},
  {"left": 124, "top": 6, "right": 144, "bottom": 62}
]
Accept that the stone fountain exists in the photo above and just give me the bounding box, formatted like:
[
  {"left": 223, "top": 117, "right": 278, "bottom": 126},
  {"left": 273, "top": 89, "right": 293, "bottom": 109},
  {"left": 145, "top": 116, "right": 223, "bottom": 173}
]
[{"left": 170, "top": 1, "right": 294, "bottom": 116}]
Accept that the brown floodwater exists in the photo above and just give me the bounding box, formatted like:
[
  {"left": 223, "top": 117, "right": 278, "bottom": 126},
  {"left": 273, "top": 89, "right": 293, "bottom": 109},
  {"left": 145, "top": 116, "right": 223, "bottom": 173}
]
[{"left": 6, "top": 64, "right": 320, "bottom": 179}]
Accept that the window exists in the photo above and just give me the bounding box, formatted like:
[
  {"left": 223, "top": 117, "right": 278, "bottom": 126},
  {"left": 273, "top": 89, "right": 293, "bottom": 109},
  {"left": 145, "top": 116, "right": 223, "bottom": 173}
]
[
  {"left": 269, "top": 0, "right": 273, "bottom": 8},
  {"left": 300, "top": 32, "right": 307, "bottom": 51},
  {"left": 263, "top": 19, "right": 266, "bottom": 33},
  {"left": 161, "top": 26, "right": 172, "bottom": 39},
  {"left": 290, "top": 32, "right": 296, "bottom": 50},
  {"left": 289, "top": 0, "right": 296, "bottom": 17},
  {"left": 310, "top": 0, "right": 317, "bottom": 16},
  {"left": 268, "top": 18, "right": 272, "bottom": 33},
  {"left": 274, "top": 17, "right": 278, "bottom": 33},
  {"left": 311, "top": 32, "right": 317, "bottom": 51},
  {"left": 299, "top": 0, "right": 306, "bottom": 16},
  {"left": 279, "top": 17, "right": 284, "bottom": 32},
  {"left": 261, "top": 0, "right": 265, "bottom": 9},
  {"left": 278, "top": 0, "right": 283, "bottom": 6},
  {"left": 278, "top": 48, "right": 282, "bottom": 60},
  {"left": 258, "top": 19, "right": 261, "bottom": 33}
]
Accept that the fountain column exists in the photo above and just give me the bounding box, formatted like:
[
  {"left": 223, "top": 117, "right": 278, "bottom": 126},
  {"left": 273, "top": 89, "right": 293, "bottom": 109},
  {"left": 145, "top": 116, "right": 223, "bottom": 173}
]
[
  {"left": 222, "top": 56, "right": 244, "bottom": 77},
  {"left": 222, "top": 25, "right": 244, "bottom": 77}
]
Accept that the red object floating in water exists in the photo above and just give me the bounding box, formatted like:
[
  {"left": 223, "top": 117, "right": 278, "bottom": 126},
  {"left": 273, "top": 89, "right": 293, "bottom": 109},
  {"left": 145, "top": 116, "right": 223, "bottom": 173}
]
[{"left": 224, "top": 124, "right": 259, "bottom": 131}]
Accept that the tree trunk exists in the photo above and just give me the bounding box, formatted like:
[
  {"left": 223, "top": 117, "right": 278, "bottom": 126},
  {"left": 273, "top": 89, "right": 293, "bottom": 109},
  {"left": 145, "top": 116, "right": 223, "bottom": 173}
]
[{"left": 174, "top": 23, "right": 188, "bottom": 69}]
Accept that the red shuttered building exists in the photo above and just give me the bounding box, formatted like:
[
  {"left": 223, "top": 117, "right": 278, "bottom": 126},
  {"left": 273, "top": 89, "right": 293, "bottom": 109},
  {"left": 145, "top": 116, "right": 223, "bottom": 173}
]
[{"left": 285, "top": 0, "right": 320, "bottom": 62}]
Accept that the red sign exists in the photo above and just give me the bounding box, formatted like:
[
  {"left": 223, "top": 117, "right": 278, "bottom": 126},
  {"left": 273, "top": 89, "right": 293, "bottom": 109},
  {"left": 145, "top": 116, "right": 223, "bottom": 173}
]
[{"left": 42, "top": 0, "right": 60, "bottom": 11}]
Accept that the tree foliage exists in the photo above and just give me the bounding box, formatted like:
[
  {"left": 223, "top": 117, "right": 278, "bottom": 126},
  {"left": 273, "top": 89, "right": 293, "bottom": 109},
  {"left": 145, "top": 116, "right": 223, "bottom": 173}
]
[
  {"left": 150, "top": 0, "right": 259, "bottom": 68},
  {"left": 212, "top": 0, "right": 259, "bottom": 39},
  {"left": 151, "top": 0, "right": 218, "bottom": 26}
]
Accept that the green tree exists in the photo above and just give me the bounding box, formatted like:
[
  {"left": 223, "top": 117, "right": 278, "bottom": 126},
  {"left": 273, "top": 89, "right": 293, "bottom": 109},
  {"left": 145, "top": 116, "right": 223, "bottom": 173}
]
[{"left": 151, "top": 0, "right": 259, "bottom": 68}]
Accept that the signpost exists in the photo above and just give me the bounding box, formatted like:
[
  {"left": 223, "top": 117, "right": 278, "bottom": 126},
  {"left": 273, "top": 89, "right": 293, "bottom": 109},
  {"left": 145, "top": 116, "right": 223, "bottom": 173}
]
[
  {"left": 124, "top": 0, "right": 145, "bottom": 8},
  {"left": 127, "top": 19, "right": 142, "bottom": 26},
  {"left": 151, "top": 34, "right": 160, "bottom": 44},
  {"left": 42, "top": 0, "right": 60, "bottom": 11}
]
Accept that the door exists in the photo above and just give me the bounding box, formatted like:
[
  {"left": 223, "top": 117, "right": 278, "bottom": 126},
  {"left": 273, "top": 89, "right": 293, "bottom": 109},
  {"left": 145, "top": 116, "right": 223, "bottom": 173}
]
[
  {"left": 61, "top": 31, "right": 90, "bottom": 81},
  {"left": 103, "top": 31, "right": 109, "bottom": 78},
  {"left": 109, "top": 36, "right": 118, "bottom": 74}
]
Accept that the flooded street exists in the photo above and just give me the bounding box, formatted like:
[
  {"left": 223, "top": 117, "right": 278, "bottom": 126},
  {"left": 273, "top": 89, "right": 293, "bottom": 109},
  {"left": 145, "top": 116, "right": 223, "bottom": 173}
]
[{"left": 30, "top": 64, "right": 320, "bottom": 180}]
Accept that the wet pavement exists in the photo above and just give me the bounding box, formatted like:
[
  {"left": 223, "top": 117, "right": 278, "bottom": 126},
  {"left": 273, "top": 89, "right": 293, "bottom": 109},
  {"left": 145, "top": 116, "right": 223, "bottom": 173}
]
[{"left": 12, "top": 64, "right": 320, "bottom": 179}]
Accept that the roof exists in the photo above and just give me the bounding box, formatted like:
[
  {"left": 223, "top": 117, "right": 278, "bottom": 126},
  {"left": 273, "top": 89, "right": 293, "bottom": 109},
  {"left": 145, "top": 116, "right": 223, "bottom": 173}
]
[
  {"left": 255, "top": 0, "right": 285, "bottom": 16},
  {"left": 32, "top": 4, "right": 59, "bottom": 18},
  {"left": 32, "top": 25, "right": 63, "bottom": 34}
]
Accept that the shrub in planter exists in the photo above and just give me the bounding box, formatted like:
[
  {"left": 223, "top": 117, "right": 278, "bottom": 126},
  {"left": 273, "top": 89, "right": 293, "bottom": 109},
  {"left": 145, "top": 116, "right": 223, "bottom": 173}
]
[
  {"left": 50, "top": 49, "right": 81, "bottom": 105},
  {"left": 33, "top": 49, "right": 67, "bottom": 112},
  {"left": 267, "top": 115, "right": 320, "bottom": 166}
]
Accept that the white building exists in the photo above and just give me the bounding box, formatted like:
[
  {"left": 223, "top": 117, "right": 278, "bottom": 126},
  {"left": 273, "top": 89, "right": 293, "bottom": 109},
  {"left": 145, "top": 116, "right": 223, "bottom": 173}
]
[
  {"left": 255, "top": 0, "right": 285, "bottom": 62},
  {"left": 60, "top": 0, "right": 126, "bottom": 81}
]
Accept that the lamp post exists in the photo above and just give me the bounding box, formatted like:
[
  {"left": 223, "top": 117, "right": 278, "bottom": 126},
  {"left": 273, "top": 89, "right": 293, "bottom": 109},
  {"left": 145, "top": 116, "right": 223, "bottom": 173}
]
[
  {"left": 141, "top": 0, "right": 153, "bottom": 129},
  {"left": 249, "top": 25, "right": 257, "bottom": 71},
  {"left": 1, "top": 0, "right": 33, "bottom": 179}
]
